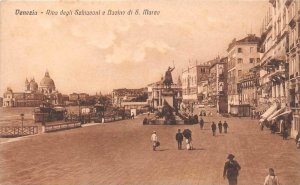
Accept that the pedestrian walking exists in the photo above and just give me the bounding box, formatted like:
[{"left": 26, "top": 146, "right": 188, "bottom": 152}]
[
  {"left": 186, "top": 136, "right": 193, "bottom": 150},
  {"left": 143, "top": 118, "right": 148, "bottom": 125},
  {"left": 218, "top": 121, "right": 223, "bottom": 134},
  {"left": 187, "top": 115, "right": 191, "bottom": 124},
  {"left": 271, "top": 122, "right": 276, "bottom": 134},
  {"left": 260, "top": 121, "right": 264, "bottom": 131},
  {"left": 151, "top": 131, "right": 159, "bottom": 151},
  {"left": 199, "top": 117, "right": 204, "bottom": 130},
  {"left": 223, "top": 154, "right": 241, "bottom": 185},
  {"left": 295, "top": 132, "right": 300, "bottom": 146},
  {"left": 194, "top": 114, "right": 199, "bottom": 124},
  {"left": 297, "top": 137, "right": 300, "bottom": 149},
  {"left": 211, "top": 122, "right": 217, "bottom": 136},
  {"left": 223, "top": 121, "right": 229, "bottom": 133},
  {"left": 182, "top": 129, "right": 193, "bottom": 150},
  {"left": 282, "top": 126, "right": 288, "bottom": 140},
  {"left": 263, "top": 168, "right": 280, "bottom": 185},
  {"left": 175, "top": 129, "right": 183, "bottom": 150},
  {"left": 131, "top": 113, "right": 135, "bottom": 119},
  {"left": 251, "top": 109, "right": 255, "bottom": 119}
]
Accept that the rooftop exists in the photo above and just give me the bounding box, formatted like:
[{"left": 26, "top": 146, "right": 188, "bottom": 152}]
[{"left": 227, "top": 34, "right": 260, "bottom": 52}]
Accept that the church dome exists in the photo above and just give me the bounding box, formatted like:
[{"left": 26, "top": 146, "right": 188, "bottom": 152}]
[
  {"left": 5, "top": 87, "right": 13, "bottom": 94},
  {"left": 40, "top": 71, "right": 55, "bottom": 89},
  {"left": 29, "top": 78, "right": 38, "bottom": 91}
]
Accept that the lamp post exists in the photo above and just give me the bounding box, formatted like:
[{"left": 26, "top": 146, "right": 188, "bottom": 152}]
[
  {"left": 77, "top": 95, "right": 81, "bottom": 122},
  {"left": 20, "top": 113, "right": 24, "bottom": 134}
]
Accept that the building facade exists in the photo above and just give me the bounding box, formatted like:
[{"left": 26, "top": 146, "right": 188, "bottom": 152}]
[
  {"left": 259, "top": 0, "right": 289, "bottom": 109},
  {"left": 112, "top": 88, "right": 147, "bottom": 107},
  {"left": 286, "top": 0, "right": 300, "bottom": 137},
  {"left": 3, "top": 71, "right": 63, "bottom": 107},
  {"left": 181, "top": 62, "right": 210, "bottom": 102},
  {"left": 227, "top": 34, "right": 260, "bottom": 114},
  {"left": 208, "top": 57, "right": 228, "bottom": 113},
  {"left": 238, "top": 70, "right": 260, "bottom": 107},
  {"left": 255, "top": 0, "right": 300, "bottom": 137},
  {"left": 147, "top": 78, "right": 182, "bottom": 110}
]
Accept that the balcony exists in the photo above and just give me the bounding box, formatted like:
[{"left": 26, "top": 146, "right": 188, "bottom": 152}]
[
  {"left": 290, "top": 74, "right": 295, "bottom": 79},
  {"left": 296, "top": 38, "right": 300, "bottom": 46},
  {"left": 290, "top": 42, "right": 295, "bottom": 51},
  {"left": 285, "top": 0, "right": 292, "bottom": 7},
  {"left": 288, "top": 15, "right": 296, "bottom": 28},
  {"left": 276, "top": 33, "right": 282, "bottom": 43},
  {"left": 269, "top": 0, "right": 276, "bottom": 7}
]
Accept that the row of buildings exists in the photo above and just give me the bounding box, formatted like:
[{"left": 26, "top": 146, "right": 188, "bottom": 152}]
[
  {"left": 2, "top": 71, "right": 109, "bottom": 107},
  {"left": 181, "top": 57, "right": 229, "bottom": 113},
  {"left": 181, "top": 0, "right": 300, "bottom": 138}
]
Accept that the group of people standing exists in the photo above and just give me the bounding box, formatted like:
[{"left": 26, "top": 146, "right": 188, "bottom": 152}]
[
  {"left": 151, "top": 120, "right": 230, "bottom": 151},
  {"left": 211, "top": 121, "right": 229, "bottom": 136},
  {"left": 175, "top": 129, "right": 193, "bottom": 150},
  {"left": 259, "top": 120, "right": 290, "bottom": 140}
]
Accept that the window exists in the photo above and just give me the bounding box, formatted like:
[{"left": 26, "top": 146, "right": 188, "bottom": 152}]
[
  {"left": 250, "top": 47, "right": 253, "bottom": 53},
  {"left": 278, "top": 18, "right": 281, "bottom": 33},
  {"left": 249, "top": 58, "right": 255, "bottom": 63},
  {"left": 283, "top": 9, "right": 286, "bottom": 28},
  {"left": 298, "top": 23, "right": 300, "bottom": 39},
  {"left": 238, "top": 48, "right": 242, "bottom": 53},
  {"left": 238, "top": 58, "right": 243, "bottom": 64},
  {"left": 292, "top": 2, "right": 295, "bottom": 18},
  {"left": 257, "top": 58, "right": 261, "bottom": 63},
  {"left": 238, "top": 70, "right": 242, "bottom": 77},
  {"left": 291, "top": 28, "right": 295, "bottom": 46},
  {"left": 274, "top": 22, "right": 277, "bottom": 36}
]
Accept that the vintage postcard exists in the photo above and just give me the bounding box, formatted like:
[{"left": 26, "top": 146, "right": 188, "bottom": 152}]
[{"left": 0, "top": 0, "right": 300, "bottom": 185}]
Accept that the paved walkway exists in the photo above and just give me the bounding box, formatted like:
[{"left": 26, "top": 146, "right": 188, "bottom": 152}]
[{"left": 0, "top": 115, "right": 299, "bottom": 185}]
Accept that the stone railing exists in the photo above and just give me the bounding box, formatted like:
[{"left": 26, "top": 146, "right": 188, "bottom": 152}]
[{"left": 0, "top": 126, "right": 38, "bottom": 137}]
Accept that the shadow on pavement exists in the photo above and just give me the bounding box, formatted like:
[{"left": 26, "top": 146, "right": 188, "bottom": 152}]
[
  {"left": 190, "top": 148, "right": 205, "bottom": 151},
  {"left": 156, "top": 149, "right": 169, "bottom": 151}
]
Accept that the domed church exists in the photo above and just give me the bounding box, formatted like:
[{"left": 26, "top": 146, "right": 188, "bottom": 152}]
[
  {"left": 25, "top": 78, "right": 39, "bottom": 92},
  {"left": 3, "top": 70, "right": 62, "bottom": 107},
  {"left": 39, "top": 71, "right": 56, "bottom": 94}
]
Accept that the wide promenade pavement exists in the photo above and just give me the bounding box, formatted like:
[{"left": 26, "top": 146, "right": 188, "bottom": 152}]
[{"left": 0, "top": 113, "right": 300, "bottom": 185}]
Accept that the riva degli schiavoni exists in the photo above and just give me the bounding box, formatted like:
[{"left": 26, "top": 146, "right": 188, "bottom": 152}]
[{"left": 1, "top": 1, "right": 300, "bottom": 185}]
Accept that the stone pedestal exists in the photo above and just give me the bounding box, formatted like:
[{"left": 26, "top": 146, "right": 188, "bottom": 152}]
[{"left": 161, "top": 89, "right": 175, "bottom": 108}]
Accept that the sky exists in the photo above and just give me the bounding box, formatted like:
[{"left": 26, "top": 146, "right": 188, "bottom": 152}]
[{"left": 0, "top": 0, "right": 269, "bottom": 95}]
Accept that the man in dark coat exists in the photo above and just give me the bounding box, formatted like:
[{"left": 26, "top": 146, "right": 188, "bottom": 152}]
[
  {"left": 223, "top": 121, "right": 229, "bottom": 133},
  {"left": 175, "top": 129, "right": 183, "bottom": 150},
  {"left": 194, "top": 114, "right": 199, "bottom": 124},
  {"left": 223, "top": 154, "right": 241, "bottom": 185},
  {"left": 218, "top": 121, "right": 223, "bottom": 134},
  {"left": 211, "top": 122, "right": 217, "bottom": 136},
  {"left": 199, "top": 117, "right": 204, "bottom": 130},
  {"left": 283, "top": 126, "right": 289, "bottom": 140},
  {"left": 143, "top": 118, "right": 148, "bottom": 125}
]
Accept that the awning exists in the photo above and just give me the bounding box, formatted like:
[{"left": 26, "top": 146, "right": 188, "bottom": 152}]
[
  {"left": 267, "top": 107, "right": 285, "bottom": 121},
  {"left": 272, "top": 110, "right": 292, "bottom": 120},
  {"left": 256, "top": 103, "right": 269, "bottom": 112},
  {"left": 261, "top": 103, "right": 278, "bottom": 119}
]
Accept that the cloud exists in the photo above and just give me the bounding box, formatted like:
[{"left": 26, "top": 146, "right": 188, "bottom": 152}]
[{"left": 104, "top": 40, "right": 173, "bottom": 64}]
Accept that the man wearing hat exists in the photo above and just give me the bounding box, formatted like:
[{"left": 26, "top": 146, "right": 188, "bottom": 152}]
[
  {"left": 175, "top": 129, "right": 183, "bottom": 150},
  {"left": 151, "top": 131, "right": 159, "bottom": 151},
  {"left": 223, "top": 154, "right": 241, "bottom": 185}
]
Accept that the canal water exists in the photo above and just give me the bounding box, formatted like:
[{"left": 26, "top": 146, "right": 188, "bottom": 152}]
[{"left": 0, "top": 106, "right": 81, "bottom": 126}]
